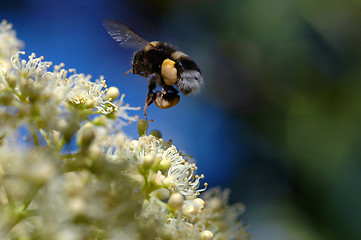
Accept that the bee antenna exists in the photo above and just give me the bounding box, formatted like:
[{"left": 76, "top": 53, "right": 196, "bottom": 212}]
[{"left": 125, "top": 69, "right": 132, "bottom": 75}]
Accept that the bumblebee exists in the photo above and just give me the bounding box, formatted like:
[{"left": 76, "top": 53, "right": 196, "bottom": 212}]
[{"left": 103, "top": 19, "right": 203, "bottom": 117}]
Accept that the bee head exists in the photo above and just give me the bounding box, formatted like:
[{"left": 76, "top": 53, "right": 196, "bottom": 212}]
[{"left": 132, "top": 50, "right": 147, "bottom": 74}]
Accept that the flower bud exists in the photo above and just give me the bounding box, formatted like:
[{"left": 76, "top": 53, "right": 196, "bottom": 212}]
[
  {"left": 192, "top": 198, "right": 205, "bottom": 212},
  {"left": 151, "top": 170, "right": 165, "bottom": 188},
  {"left": 77, "top": 122, "right": 95, "bottom": 148},
  {"left": 149, "top": 188, "right": 169, "bottom": 201},
  {"left": 143, "top": 152, "right": 155, "bottom": 168},
  {"left": 137, "top": 119, "right": 148, "bottom": 136},
  {"left": 150, "top": 154, "right": 162, "bottom": 171},
  {"left": 159, "top": 158, "right": 171, "bottom": 171},
  {"left": 63, "top": 122, "right": 80, "bottom": 143},
  {"left": 168, "top": 192, "right": 184, "bottom": 210},
  {"left": 183, "top": 205, "right": 196, "bottom": 217},
  {"left": 207, "top": 198, "right": 222, "bottom": 211},
  {"left": 163, "top": 175, "right": 175, "bottom": 188},
  {"left": 85, "top": 99, "right": 95, "bottom": 108},
  {"left": 200, "top": 230, "right": 213, "bottom": 240},
  {"left": 149, "top": 130, "right": 162, "bottom": 138},
  {"left": 88, "top": 144, "right": 102, "bottom": 157},
  {"left": 6, "top": 74, "right": 17, "bottom": 89},
  {"left": 106, "top": 86, "right": 120, "bottom": 101}
]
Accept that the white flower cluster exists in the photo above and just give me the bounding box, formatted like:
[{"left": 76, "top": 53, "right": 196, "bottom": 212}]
[
  {"left": 0, "top": 20, "right": 23, "bottom": 71},
  {"left": 0, "top": 20, "right": 249, "bottom": 240},
  {"left": 101, "top": 133, "right": 207, "bottom": 196}
]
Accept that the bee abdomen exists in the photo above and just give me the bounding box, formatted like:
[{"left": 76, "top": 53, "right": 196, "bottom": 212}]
[
  {"left": 171, "top": 51, "right": 188, "bottom": 60},
  {"left": 176, "top": 70, "right": 203, "bottom": 95},
  {"left": 174, "top": 56, "right": 203, "bottom": 95}
]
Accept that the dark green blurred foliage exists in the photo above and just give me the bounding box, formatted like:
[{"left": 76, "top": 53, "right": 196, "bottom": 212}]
[{"left": 131, "top": 0, "right": 361, "bottom": 239}]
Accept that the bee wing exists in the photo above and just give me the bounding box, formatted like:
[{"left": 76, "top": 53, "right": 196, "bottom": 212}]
[{"left": 103, "top": 19, "right": 152, "bottom": 49}]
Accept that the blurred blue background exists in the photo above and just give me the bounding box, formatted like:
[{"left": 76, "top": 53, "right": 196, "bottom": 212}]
[{"left": 1, "top": 0, "right": 361, "bottom": 239}]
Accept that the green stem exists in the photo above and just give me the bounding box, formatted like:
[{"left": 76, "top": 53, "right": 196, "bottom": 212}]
[
  {"left": 1, "top": 187, "right": 41, "bottom": 237},
  {"left": 10, "top": 87, "right": 21, "bottom": 100},
  {"left": 141, "top": 171, "right": 151, "bottom": 199},
  {"left": 39, "top": 129, "right": 51, "bottom": 147},
  {"left": 28, "top": 121, "right": 40, "bottom": 147},
  {"left": 1, "top": 218, "right": 22, "bottom": 238},
  {"left": 23, "top": 209, "right": 39, "bottom": 218},
  {"left": 3, "top": 184, "right": 16, "bottom": 210},
  {"left": 1, "top": 208, "right": 38, "bottom": 238},
  {"left": 38, "top": 129, "right": 66, "bottom": 152},
  {"left": 21, "top": 184, "right": 42, "bottom": 212},
  {"left": 56, "top": 135, "right": 66, "bottom": 152}
]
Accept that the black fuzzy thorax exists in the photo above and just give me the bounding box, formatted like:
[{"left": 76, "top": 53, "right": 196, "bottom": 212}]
[
  {"left": 132, "top": 42, "right": 201, "bottom": 77},
  {"left": 132, "top": 42, "right": 177, "bottom": 75}
]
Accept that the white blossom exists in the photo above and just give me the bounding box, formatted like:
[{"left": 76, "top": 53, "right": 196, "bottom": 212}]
[
  {"left": 0, "top": 20, "right": 249, "bottom": 240},
  {"left": 0, "top": 20, "right": 23, "bottom": 64}
]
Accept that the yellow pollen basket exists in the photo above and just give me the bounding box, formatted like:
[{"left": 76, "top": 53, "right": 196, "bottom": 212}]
[
  {"left": 161, "top": 58, "right": 178, "bottom": 86},
  {"left": 154, "top": 94, "right": 180, "bottom": 109}
]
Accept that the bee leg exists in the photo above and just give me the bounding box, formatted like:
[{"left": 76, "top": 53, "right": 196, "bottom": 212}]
[
  {"left": 144, "top": 75, "right": 150, "bottom": 83},
  {"left": 144, "top": 90, "right": 156, "bottom": 118},
  {"left": 148, "top": 73, "right": 159, "bottom": 91},
  {"left": 162, "top": 85, "right": 179, "bottom": 94},
  {"left": 138, "top": 72, "right": 150, "bottom": 82},
  {"left": 161, "top": 88, "right": 167, "bottom": 95},
  {"left": 149, "top": 73, "right": 162, "bottom": 88},
  {"left": 143, "top": 73, "right": 162, "bottom": 118}
]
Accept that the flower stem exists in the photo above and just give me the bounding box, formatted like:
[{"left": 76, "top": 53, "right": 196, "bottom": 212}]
[
  {"left": 0, "top": 186, "right": 41, "bottom": 238},
  {"left": 3, "top": 184, "right": 16, "bottom": 210},
  {"left": 28, "top": 121, "right": 40, "bottom": 147},
  {"left": 21, "top": 184, "right": 42, "bottom": 212}
]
